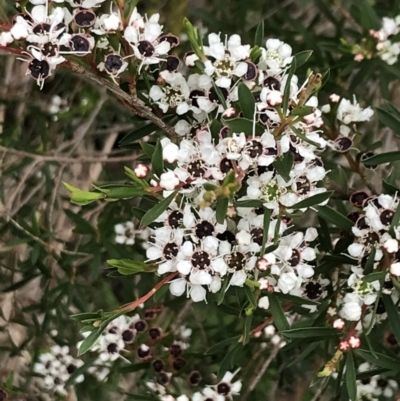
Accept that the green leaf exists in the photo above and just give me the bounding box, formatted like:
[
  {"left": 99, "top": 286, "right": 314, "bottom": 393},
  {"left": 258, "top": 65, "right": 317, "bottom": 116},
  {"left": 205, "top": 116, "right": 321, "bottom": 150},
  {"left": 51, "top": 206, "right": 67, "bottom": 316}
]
[
  {"left": 382, "top": 294, "right": 400, "bottom": 346},
  {"left": 205, "top": 336, "right": 241, "bottom": 355},
  {"left": 151, "top": 140, "right": 164, "bottom": 177},
  {"left": 268, "top": 293, "right": 290, "bottom": 332},
  {"left": 275, "top": 292, "right": 321, "bottom": 306},
  {"left": 274, "top": 152, "right": 294, "bottom": 182},
  {"left": 63, "top": 182, "right": 105, "bottom": 205},
  {"left": 222, "top": 117, "right": 265, "bottom": 136},
  {"left": 140, "top": 142, "right": 156, "bottom": 159},
  {"left": 376, "top": 107, "right": 400, "bottom": 136},
  {"left": 318, "top": 205, "right": 353, "bottom": 231},
  {"left": 286, "top": 342, "right": 320, "bottom": 367},
  {"left": 244, "top": 285, "right": 257, "bottom": 309},
  {"left": 294, "top": 50, "right": 313, "bottom": 68},
  {"left": 282, "top": 58, "right": 296, "bottom": 114},
  {"left": 238, "top": 83, "right": 256, "bottom": 119},
  {"left": 260, "top": 208, "right": 271, "bottom": 255},
  {"left": 362, "top": 151, "right": 400, "bottom": 166},
  {"left": 290, "top": 106, "right": 314, "bottom": 117},
  {"left": 212, "top": 81, "right": 227, "bottom": 109},
  {"left": 356, "top": 368, "right": 391, "bottom": 381},
  {"left": 243, "top": 314, "right": 253, "bottom": 345},
  {"left": 291, "top": 126, "right": 321, "bottom": 147},
  {"left": 141, "top": 190, "right": 177, "bottom": 226},
  {"left": 254, "top": 21, "right": 264, "bottom": 47},
  {"left": 65, "top": 357, "right": 98, "bottom": 386},
  {"left": 107, "top": 259, "right": 152, "bottom": 275},
  {"left": 216, "top": 197, "right": 229, "bottom": 224},
  {"left": 105, "top": 185, "right": 146, "bottom": 199},
  {"left": 345, "top": 351, "right": 357, "bottom": 401},
  {"left": 291, "top": 191, "right": 333, "bottom": 209},
  {"left": 363, "top": 248, "right": 377, "bottom": 276},
  {"left": 234, "top": 200, "right": 263, "bottom": 208},
  {"left": 281, "top": 327, "right": 336, "bottom": 339},
  {"left": 78, "top": 328, "right": 102, "bottom": 356},
  {"left": 64, "top": 209, "right": 96, "bottom": 235},
  {"left": 389, "top": 199, "right": 400, "bottom": 237},
  {"left": 119, "top": 123, "right": 157, "bottom": 146},
  {"left": 217, "top": 343, "right": 241, "bottom": 380},
  {"left": 357, "top": 349, "right": 400, "bottom": 371}
]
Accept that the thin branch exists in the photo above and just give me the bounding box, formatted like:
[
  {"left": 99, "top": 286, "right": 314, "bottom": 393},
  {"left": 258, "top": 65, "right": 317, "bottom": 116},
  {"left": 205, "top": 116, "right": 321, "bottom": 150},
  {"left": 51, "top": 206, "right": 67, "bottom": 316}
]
[
  {"left": 66, "top": 61, "right": 179, "bottom": 138},
  {"left": 118, "top": 272, "right": 179, "bottom": 313},
  {"left": 0, "top": 145, "right": 138, "bottom": 163},
  {"left": 241, "top": 345, "right": 281, "bottom": 401},
  {"left": 2, "top": 214, "right": 89, "bottom": 257}
]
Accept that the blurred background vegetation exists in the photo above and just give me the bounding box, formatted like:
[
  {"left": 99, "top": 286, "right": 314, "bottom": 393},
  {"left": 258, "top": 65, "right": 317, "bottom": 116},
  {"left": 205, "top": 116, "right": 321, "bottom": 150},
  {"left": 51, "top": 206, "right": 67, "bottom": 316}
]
[{"left": 1, "top": 0, "right": 400, "bottom": 400}]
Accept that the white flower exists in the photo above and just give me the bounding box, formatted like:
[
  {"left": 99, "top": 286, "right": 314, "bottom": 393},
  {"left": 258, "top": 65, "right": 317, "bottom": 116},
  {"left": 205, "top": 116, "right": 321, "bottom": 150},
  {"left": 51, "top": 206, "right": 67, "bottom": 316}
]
[
  {"left": 0, "top": 31, "right": 13, "bottom": 46},
  {"left": 160, "top": 171, "right": 180, "bottom": 190},
  {"left": 384, "top": 238, "right": 398, "bottom": 253},
  {"left": 258, "top": 296, "right": 270, "bottom": 309},
  {"left": 390, "top": 262, "right": 400, "bottom": 276},
  {"left": 337, "top": 96, "right": 374, "bottom": 124},
  {"left": 259, "top": 38, "right": 292, "bottom": 74},
  {"left": 340, "top": 294, "right": 362, "bottom": 321},
  {"left": 278, "top": 271, "right": 301, "bottom": 293},
  {"left": 114, "top": 221, "right": 135, "bottom": 245}
]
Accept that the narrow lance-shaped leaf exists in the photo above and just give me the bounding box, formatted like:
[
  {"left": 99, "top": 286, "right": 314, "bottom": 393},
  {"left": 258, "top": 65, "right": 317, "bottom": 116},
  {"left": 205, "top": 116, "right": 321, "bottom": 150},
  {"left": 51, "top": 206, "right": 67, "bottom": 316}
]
[
  {"left": 362, "top": 151, "right": 400, "bottom": 166},
  {"left": 382, "top": 294, "right": 400, "bottom": 346},
  {"left": 291, "top": 191, "right": 334, "bottom": 209},
  {"left": 141, "top": 190, "right": 178, "bottom": 226},
  {"left": 346, "top": 351, "right": 357, "bottom": 401},
  {"left": 254, "top": 20, "right": 264, "bottom": 47},
  {"left": 238, "top": 83, "right": 256, "bottom": 119},
  {"left": 151, "top": 140, "right": 164, "bottom": 177},
  {"left": 282, "top": 58, "right": 296, "bottom": 114},
  {"left": 274, "top": 152, "right": 293, "bottom": 182},
  {"left": 268, "top": 293, "right": 290, "bottom": 332},
  {"left": 318, "top": 205, "right": 354, "bottom": 231}
]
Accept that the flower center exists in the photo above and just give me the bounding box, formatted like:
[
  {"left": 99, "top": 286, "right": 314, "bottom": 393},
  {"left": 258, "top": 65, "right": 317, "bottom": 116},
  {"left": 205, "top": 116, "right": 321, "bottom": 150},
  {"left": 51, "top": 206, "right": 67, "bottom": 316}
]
[
  {"left": 225, "top": 251, "right": 246, "bottom": 271},
  {"left": 41, "top": 42, "right": 58, "bottom": 57},
  {"left": 195, "top": 220, "right": 215, "bottom": 239},
  {"left": 28, "top": 59, "right": 50, "bottom": 79},
  {"left": 217, "top": 382, "right": 231, "bottom": 395},
  {"left": 70, "top": 35, "right": 90, "bottom": 53},
  {"left": 288, "top": 248, "right": 301, "bottom": 267},
  {"left": 74, "top": 9, "right": 96, "bottom": 27},
  {"left": 304, "top": 282, "right": 322, "bottom": 299},
  {"left": 208, "top": 86, "right": 229, "bottom": 103},
  {"left": 105, "top": 54, "right": 123, "bottom": 73},
  {"left": 380, "top": 209, "right": 394, "bottom": 225},
  {"left": 188, "top": 160, "right": 206, "bottom": 178},
  {"left": 191, "top": 251, "right": 211, "bottom": 269},
  {"left": 219, "top": 157, "right": 234, "bottom": 173},
  {"left": 214, "top": 56, "right": 236, "bottom": 77},
  {"left": 168, "top": 210, "right": 183, "bottom": 228},
  {"left": 137, "top": 40, "right": 155, "bottom": 57},
  {"left": 250, "top": 227, "right": 264, "bottom": 246},
  {"left": 107, "top": 343, "right": 119, "bottom": 354},
  {"left": 164, "top": 85, "right": 185, "bottom": 107},
  {"left": 265, "top": 49, "right": 283, "bottom": 65},
  {"left": 264, "top": 76, "right": 281, "bottom": 90},
  {"left": 296, "top": 175, "right": 311, "bottom": 195},
  {"left": 163, "top": 242, "right": 179, "bottom": 260},
  {"left": 246, "top": 140, "right": 263, "bottom": 159},
  {"left": 32, "top": 23, "right": 51, "bottom": 35},
  {"left": 261, "top": 180, "right": 281, "bottom": 202}
]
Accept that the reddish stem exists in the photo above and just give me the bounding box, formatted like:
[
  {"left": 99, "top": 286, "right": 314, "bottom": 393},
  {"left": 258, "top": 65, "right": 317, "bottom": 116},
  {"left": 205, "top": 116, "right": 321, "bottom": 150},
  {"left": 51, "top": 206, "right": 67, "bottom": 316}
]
[
  {"left": 250, "top": 302, "right": 293, "bottom": 336},
  {"left": 117, "top": 271, "right": 178, "bottom": 312}
]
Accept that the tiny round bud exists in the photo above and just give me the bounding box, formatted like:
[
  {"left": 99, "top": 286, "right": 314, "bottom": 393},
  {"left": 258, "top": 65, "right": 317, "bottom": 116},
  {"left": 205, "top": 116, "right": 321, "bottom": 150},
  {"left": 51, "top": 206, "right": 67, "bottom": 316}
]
[
  {"left": 134, "top": 320, "right": 148, "bottom": 332},
  {"left": 329, "top": 94, "right": 340, "bottom": 103},
  {"left": 189, "top": 371, "right": 202, "bottom": 386},
  {"left": 348, "top": 336, "right": 361, "bottom": 349},
  {"left": 169, "top": 344, "right": 183, "bottom": 357},
  {"left": 339, "top": 340, "right": 350, "bottom": 351},
  {"left": 333, "top": 319, "right": 345, "bottom": 330},
  {"left": 384, "top": 239, "right": 398, "bottom": 254},
  {"left": 149, "top": 327, "right": 162, "bottom": 340},
  {"left": 173, "top": 357, "right": 186, "bottom": 370},
  {"left": 134, "top": 163, "right": 149, "bottom": 178},
  {"left": 266, "top": 90, "right": 283, "bottom": 107},
  {"left": 256, "top": 258, "right": 270, "bottom": 272},
  {"left": 153, "top": 359, "right": 165, "bottom": 372},
  {"left": 222, "top": 107, "right": 237, "bottom": 119}
]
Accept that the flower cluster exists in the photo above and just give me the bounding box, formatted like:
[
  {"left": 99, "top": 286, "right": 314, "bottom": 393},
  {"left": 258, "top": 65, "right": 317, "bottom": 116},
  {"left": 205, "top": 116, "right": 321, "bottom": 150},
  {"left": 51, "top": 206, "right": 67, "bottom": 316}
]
[{"left": 33, "top": 345, "right": 84, "bottom": 396}]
